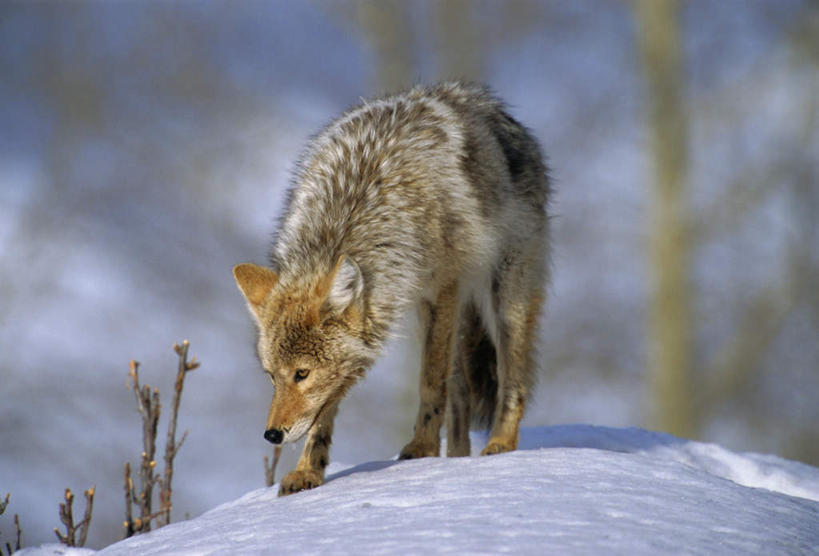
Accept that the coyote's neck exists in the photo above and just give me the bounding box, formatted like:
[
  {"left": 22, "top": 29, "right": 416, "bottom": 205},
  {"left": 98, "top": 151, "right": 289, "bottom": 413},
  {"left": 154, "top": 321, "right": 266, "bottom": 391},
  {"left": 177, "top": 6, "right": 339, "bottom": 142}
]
[
  {"left": 273, "top": 94, "right": 457, "bottom": 347},
  {"left": 273, "top": 210, "right": 419, "bottom": 351}
]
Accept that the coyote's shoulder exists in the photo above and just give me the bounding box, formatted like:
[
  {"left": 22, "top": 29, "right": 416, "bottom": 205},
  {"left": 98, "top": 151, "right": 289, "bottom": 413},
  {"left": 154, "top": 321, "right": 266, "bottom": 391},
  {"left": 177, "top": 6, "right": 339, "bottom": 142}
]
[{"left": 234, "top": 82, "right": 550, "bottom": 496}]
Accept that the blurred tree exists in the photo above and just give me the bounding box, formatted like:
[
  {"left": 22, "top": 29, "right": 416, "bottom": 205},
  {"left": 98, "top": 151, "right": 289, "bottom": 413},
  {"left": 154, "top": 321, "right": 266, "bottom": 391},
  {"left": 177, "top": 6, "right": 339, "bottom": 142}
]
[
  {"left": 634, "top": 0, "right": 695, "bottom": 438},
  {"left": 764, "top": 5, "right": 819, "bottom": 463},
  {"left": 688, "top": 3, "right": 819, "bottom": 454},
  {"left": 355, "top": 0, "right": 416, "bottom": 92},
  {"left": 433, "top": 0, "right": 483, "bottom": 81},
  {"left": 634, "top": 0, "right": 819, "bottom": 451},
  {"left": 433, "top": 0, "right": 546, "bottom": 83}
]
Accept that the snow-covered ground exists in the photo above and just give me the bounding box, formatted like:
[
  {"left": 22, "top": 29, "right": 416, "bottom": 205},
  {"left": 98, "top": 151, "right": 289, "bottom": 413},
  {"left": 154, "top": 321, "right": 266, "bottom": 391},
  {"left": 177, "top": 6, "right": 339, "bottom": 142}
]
[{"left": 21, "top": 426, "right": 819, "bottom": 555}]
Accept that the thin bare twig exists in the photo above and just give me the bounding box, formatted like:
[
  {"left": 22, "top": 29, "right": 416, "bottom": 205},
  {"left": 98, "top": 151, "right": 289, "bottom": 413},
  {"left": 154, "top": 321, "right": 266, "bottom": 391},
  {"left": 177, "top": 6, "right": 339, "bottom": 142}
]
[
  {"left": 54, "top": 487, "right": 94, "bottom": 547},
  {"left": 77, "top": 488, "right": 94, "bottom": 548},
  {"left": 12, "top": 513, "right": 22, "bottom": 554},
  {"left": 126, "top": 360, "right": 161, "bottom": 535},
  {"left": 124, "top": 341, "right": 200, "bottom": 538},
  {"left": 264, "top": 446, "right": 283, "bottom": 487},
  {"left": 1, "top": 493, "right": 22, "bottom": 555},
  {"left": 123, "top": 462, "right": 134, "bottom": 538},
  {"left": 54, "top": 490, "right": 74, "bottom": 546},
  {"left": 160, "top": 340, "right": 199, "bottom": 527}
]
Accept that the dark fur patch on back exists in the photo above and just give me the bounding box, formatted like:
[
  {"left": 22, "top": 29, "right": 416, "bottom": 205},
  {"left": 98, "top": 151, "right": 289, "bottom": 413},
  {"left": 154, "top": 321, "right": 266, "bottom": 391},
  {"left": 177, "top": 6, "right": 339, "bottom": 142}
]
[{"left": 489, "top": 111, "right": 530, "bottom": 182}]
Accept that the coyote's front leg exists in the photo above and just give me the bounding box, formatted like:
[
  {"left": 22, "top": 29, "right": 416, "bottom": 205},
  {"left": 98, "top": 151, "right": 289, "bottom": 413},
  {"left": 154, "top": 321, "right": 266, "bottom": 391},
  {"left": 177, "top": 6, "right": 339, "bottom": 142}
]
[
  {"left": 399, "top": 282, "right": 459, "bottom": 460},
  {"left": 279, "top": 403, "right": 338, "bottom": 496}
]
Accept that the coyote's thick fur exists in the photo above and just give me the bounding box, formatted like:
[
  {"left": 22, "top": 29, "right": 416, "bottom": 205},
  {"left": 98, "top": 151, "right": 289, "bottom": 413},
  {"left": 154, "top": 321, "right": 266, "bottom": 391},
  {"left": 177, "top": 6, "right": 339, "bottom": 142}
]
[{"left": 234, "top": 82, "right": 550, "bottom": 496}]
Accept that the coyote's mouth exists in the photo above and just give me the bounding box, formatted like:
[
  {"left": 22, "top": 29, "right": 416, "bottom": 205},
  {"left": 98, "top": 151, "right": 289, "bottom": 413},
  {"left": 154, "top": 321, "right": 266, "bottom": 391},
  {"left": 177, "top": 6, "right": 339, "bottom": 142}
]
[
  {"left": 282, "top": 420, "right": 311, "bottom": 443},
  {"left": 282, "top": 398, "right": 335, "bottom": 443}
]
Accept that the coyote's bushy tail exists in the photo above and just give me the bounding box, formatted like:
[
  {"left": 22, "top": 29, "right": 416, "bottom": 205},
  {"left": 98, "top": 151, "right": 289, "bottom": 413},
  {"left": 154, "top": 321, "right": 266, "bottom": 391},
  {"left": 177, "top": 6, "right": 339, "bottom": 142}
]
[{"left": 458, "top": 303, "right": 498, "bottom": 427}]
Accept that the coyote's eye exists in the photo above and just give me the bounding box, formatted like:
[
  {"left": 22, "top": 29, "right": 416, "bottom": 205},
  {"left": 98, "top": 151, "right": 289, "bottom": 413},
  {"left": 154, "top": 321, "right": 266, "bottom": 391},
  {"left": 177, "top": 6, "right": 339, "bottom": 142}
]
[{"left": 294, "top": 368, "right": 310, "bottom": 383}]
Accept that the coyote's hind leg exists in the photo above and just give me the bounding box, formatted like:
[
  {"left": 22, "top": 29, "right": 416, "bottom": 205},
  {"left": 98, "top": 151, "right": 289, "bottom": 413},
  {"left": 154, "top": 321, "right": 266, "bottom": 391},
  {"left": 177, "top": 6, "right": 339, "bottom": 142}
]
[
  {"left": 482, "top": 248, "right": 545, "bottom": 456},
  {"left": 446, "top": 361, "right": 471, "bottom": 457}
]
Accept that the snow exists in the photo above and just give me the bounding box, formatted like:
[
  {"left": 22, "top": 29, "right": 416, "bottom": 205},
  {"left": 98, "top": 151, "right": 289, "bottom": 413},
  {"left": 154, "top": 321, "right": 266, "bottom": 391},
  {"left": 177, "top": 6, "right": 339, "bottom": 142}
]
[{"left": 20, "top": 426, "right": 819, "bottom": 555}]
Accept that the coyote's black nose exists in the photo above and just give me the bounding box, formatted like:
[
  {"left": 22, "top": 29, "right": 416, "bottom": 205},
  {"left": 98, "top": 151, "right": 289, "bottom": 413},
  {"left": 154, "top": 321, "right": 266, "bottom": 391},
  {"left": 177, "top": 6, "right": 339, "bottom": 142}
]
[{"left": 264, "top": 428, "right": 284, "bottom": 444}]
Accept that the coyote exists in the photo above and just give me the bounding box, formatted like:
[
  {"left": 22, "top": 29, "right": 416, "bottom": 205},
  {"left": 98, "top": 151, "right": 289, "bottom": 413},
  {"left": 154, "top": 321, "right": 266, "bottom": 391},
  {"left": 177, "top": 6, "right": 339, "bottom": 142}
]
[{"left": 234, "top": 82, "right": 550, "bottom": 496}]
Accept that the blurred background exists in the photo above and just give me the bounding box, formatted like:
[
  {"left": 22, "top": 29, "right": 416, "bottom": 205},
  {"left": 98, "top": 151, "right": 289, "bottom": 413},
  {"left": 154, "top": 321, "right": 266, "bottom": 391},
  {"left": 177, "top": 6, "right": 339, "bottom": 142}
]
[{"left": 1, "top": 0, "right": 817, "bottom": 549}]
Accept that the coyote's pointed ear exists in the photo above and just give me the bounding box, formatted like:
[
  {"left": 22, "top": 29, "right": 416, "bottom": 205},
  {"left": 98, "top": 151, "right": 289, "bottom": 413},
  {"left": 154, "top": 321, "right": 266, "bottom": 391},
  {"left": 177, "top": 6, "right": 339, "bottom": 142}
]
[
  {"left": 318, "top": 255, "right": 364, "bottom": 318},
  {"left": 233, "top": 263, "right": 278, "bottom": 317}
]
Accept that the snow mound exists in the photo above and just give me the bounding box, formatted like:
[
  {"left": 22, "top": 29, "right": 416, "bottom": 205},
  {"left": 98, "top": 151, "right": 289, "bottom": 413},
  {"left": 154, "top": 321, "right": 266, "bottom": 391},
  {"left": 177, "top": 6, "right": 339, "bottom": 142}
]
[
  {"left": 515, "top": 425, "right": 819, "bottom": 502},
  {"left": 27, "top": 426, "right": 819, "bottom": 554}
]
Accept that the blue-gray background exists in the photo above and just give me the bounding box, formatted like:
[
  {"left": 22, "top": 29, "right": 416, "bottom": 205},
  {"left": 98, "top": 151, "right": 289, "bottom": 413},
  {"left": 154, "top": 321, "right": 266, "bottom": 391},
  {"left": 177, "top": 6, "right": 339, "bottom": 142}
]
[{"left": 1, "top": 1, "right": 817, "bottom": 549}]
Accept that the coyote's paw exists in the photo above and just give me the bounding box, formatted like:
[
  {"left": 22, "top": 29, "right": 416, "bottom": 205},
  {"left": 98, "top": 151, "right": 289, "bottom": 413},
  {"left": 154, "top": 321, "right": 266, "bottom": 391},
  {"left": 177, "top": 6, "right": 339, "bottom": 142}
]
[
  {"left": 398, "top": 440, "right": 439, "bottom": 460},
  {"left": 278, "top": 469, "right": 323, "bottom": 496},
  {"left": 481, "top": 438, "right": 516, "bottom": 456}
]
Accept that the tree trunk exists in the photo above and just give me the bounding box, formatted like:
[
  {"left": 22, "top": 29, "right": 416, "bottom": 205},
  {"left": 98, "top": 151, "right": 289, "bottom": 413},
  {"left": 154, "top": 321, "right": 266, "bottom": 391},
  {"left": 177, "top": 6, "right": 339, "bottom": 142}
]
[
  {"left": 356, "top": 0, "right": 415, "bottom": 93},
  {"left": 635, "top": 0, "right": 696, "bottom": 438}
]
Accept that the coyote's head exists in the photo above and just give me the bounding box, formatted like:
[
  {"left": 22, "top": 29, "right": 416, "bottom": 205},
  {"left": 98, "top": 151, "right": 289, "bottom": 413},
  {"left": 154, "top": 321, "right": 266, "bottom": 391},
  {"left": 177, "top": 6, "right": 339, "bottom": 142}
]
[{"left": 233, "top": 256, "right": 373, "bottom": 445}]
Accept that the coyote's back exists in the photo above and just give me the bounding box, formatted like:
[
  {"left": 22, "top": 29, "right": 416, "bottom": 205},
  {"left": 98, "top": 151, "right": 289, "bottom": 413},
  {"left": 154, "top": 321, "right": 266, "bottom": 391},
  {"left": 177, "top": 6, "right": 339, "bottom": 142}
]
[{"left": 234, "top": 82, "right": 550, "bottom": 495}]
